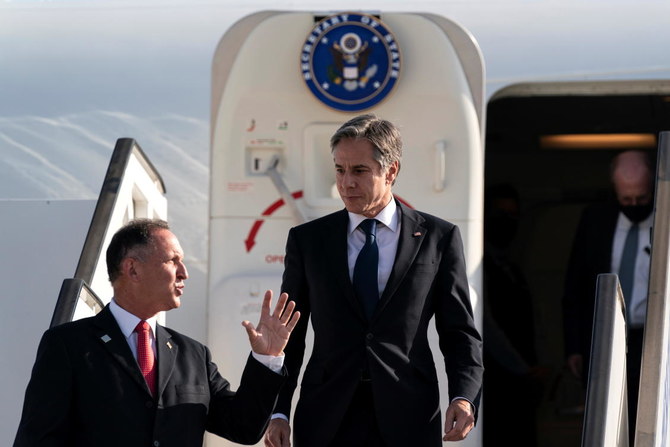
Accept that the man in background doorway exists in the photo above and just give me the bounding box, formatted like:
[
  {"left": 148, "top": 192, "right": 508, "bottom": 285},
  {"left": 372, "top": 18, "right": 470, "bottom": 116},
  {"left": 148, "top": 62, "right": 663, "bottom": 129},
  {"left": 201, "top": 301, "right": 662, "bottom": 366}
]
[{"left": 563, "top": 149, "right": 655, "bottom": 438}]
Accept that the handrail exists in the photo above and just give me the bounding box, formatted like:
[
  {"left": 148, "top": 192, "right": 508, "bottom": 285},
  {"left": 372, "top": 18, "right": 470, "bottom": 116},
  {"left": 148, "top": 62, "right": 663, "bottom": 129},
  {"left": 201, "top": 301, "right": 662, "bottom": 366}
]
[
  {"left": 582, "top": 273, "right": 629, "bottom": 447},
  {"left": 50, "top": 279, "right": 104, "bottom": 328},
  {"left": 635, "top": 131, "right": 670, "bottom": 447},
  {"left": 50, "top": 138, "right": 167, "bottom": 328},
  {"left": 74, "top": 138, "right": 165, "bottom": 283}
]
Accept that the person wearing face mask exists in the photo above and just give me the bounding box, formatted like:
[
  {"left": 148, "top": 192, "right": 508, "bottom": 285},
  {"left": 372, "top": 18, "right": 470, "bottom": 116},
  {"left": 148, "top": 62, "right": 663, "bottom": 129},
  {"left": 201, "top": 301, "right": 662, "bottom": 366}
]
[{"left": 562, "top": 149, "right": 655, "bottom": 439}]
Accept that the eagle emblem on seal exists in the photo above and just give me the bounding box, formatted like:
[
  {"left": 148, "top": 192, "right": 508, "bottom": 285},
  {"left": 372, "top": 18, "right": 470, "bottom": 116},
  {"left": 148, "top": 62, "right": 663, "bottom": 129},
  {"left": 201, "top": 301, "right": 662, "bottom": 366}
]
[{"left": 300, "top": 13, "right": 401, "bottom": 111}]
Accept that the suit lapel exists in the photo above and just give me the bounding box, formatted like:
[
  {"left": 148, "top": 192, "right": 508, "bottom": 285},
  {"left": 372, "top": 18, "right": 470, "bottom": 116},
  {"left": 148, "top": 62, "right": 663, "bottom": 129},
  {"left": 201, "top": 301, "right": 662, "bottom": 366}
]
[
  {"left": 374, "top": 202, "right": 427, "bottom": 319},
  {"left": 92, "top": 306, "right": 151, "bottom": 395},
  {"left": 156, "top": 325, "right": 177, "bottom": 400}
]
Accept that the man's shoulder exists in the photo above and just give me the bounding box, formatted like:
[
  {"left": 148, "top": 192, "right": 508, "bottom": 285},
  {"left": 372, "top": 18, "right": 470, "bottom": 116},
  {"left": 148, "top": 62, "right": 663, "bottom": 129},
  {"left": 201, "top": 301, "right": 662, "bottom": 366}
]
[
  {"left": 408, "top": 206, "right": 456, "bottom": 231},
  {"left": 48, "top": 312, "right": 99, "bottom": 333},
  {"left": 38, "top": 313, "right": 104, "bottom": 349}
]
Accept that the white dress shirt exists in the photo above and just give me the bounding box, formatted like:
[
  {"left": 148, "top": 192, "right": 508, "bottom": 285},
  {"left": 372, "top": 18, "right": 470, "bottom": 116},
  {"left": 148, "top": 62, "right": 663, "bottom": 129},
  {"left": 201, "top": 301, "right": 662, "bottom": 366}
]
[
  {"left": 109, "top": 298, "right": 158, "bottom": 359},
  {"left": 611, "top": 212, "right": 652, "bottom": 328}
]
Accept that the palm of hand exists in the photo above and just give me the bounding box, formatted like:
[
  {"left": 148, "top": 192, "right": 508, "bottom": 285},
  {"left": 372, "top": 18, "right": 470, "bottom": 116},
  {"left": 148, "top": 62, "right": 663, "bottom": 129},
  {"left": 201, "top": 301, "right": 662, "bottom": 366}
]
[
  {"left": 242, "top": 290, "right": 300, "bottom": 356},
  {"left": 248, "top": 313, "right": 292, "bottom": 356}
]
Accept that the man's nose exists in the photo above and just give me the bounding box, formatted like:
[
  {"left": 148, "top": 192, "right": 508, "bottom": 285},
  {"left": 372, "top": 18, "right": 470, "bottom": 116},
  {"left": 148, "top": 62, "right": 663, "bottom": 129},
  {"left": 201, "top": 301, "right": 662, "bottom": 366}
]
[
  {"left": 342, "top": 172, "right": 355, "bottom": 188},
  {"left": 178, "top": 262, "right": 189, "bottom": 280}
]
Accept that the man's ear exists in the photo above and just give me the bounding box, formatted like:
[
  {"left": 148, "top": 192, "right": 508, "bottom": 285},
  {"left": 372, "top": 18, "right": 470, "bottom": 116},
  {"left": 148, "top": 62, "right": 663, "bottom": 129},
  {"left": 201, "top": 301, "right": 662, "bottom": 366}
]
[
  {"left": 121, "top": 257, "right": 141, "bottom": 281},
  {"left": 386, "top": 160, "right": 399, "bottom": 184}
]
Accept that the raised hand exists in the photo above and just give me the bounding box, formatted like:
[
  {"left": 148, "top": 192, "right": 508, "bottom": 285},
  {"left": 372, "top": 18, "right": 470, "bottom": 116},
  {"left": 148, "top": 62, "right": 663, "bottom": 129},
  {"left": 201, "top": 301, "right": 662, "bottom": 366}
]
[{"left": 242, "top": 290, "right": 300, "bottom": 356}]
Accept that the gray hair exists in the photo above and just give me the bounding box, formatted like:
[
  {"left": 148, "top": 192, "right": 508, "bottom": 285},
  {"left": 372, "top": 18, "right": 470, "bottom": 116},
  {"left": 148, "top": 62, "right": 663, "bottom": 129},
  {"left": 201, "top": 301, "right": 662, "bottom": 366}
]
[{"left": 330, "top": 114, "right": 402, "bottom": 177}]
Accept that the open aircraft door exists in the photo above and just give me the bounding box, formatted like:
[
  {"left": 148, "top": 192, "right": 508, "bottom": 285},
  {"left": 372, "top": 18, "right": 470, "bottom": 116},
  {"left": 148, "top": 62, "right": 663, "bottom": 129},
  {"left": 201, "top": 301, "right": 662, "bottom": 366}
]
[{"left": 209, "top": 11, "right": 484, "bottom": 447}]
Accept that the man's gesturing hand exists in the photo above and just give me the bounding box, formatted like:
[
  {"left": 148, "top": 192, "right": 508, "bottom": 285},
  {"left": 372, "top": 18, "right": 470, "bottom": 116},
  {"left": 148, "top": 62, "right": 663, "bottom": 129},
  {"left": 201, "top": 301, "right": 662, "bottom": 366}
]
[{"left": 242, "top": 290, "right": 300, "bottom": 356}]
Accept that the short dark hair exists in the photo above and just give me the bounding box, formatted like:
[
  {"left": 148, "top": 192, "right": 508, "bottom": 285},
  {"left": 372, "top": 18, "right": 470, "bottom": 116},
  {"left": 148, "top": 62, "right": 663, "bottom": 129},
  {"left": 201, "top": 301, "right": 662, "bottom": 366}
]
[
  {"left": 106, "top": 219, "right": 170, "bottom": 283},
  {"left": 330, "top": 113, "right": 403, "bottom": 175}
]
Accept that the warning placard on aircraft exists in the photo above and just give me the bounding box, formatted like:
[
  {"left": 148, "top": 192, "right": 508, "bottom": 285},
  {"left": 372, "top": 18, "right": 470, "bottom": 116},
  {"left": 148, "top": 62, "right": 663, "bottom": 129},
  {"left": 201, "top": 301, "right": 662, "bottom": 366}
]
[{"left": 300, "top": 12, "right": 401, "bottom": 112}]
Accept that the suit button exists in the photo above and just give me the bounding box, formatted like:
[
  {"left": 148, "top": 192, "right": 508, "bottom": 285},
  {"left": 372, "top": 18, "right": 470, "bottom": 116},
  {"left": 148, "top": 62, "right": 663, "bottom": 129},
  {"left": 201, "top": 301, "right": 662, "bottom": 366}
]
[
  {"left": 153, "top": 441, "right": 160, "bottom": 447},
  {"left": 366, "top": 333, "right": 374, "bottom": 341},
  {"left": 145, "top": 401, "right": 154, "bottom": 409}
]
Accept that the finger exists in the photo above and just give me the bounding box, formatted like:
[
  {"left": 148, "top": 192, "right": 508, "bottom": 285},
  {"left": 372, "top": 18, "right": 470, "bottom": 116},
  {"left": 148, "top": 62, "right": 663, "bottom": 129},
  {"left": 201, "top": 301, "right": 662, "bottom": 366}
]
[
  {"left": 272, "top": 292, "right": 289, "bottom": 318},
  {"left": 286, "top": 310, "right": 301, "bottom": 332},
  {"left": 261, "top": 290, "right": 273, "bottom": 317},
  {"left": 443, "top": 410, "right": 473, "bottom": 441},
  {"left": 444, "top": 422, "right": 473, "bottom": 441},
  {"left": 280, "top": 300, "right": 296, "bottom": 324},
  {"left": 279, "top": 425, "right": 291, "bottom": 447},
  {"left": 241, "top": 320, "right": 257, "bottom": 337}
]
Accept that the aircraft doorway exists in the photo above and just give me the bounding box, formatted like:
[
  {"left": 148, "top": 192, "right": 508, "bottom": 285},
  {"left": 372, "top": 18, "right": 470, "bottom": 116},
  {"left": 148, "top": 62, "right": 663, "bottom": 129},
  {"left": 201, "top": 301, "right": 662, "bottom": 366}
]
[{"left": 482, "top": 81, "right": 670, "bottom": 447}]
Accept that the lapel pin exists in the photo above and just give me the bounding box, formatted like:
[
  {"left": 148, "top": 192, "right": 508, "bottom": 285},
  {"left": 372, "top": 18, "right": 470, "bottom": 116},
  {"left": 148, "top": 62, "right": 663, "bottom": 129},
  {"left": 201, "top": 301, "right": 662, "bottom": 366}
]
[
  {"left": 100, "top": 334, "right": 111, "bottom": 343},
  {"left": 413, "top": 232, "right": 422, "bottom": 237},
  {"left": 167, "top": 341, "right": 173, "bottom": 349}
]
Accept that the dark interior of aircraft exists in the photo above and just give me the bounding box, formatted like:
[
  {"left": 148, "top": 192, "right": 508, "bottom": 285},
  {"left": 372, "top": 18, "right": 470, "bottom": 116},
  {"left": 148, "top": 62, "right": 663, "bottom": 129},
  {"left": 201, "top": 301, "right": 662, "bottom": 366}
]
[{"left": 483, "top": 90, "right": 670, "bottom": 446}]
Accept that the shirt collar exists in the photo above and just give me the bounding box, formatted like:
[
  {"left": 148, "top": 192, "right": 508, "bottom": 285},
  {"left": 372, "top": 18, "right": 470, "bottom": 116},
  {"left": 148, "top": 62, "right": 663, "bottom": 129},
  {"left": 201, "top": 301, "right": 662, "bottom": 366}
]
[
  {"left": 348, "top": 198, "right": 399, "bottom": 234},
  {"left": 109, "top": 298, "right": 158, "bottom": 338}
]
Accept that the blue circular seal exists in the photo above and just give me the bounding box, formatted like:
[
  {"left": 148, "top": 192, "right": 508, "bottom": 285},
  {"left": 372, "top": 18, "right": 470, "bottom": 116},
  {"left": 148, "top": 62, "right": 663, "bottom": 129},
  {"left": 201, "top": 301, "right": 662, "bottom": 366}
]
[{"left": 300, "top": 13, "right": 401, "bottom": 112}]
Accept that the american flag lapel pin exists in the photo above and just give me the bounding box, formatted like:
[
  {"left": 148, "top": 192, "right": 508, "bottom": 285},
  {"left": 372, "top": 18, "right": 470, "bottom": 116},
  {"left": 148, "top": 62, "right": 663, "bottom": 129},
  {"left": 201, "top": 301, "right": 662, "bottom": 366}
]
[
  {"left": 413, "top": 231, "right": 422, "bottom": 237},
  {"left": 167, "top": 341, "right": 173, "bottom": 349}
]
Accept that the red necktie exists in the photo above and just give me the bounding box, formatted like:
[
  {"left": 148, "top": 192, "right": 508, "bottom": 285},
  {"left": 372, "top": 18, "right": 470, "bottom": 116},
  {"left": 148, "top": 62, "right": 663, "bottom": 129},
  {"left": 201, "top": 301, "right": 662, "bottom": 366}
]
[{"left": 135, "top": 321, "right": 156, "bottom": 396}]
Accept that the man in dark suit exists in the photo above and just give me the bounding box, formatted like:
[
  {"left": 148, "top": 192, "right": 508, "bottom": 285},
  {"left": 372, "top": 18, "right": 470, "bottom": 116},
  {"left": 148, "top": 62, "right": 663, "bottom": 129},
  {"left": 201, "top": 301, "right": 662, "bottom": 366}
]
[
  {"left": 14, "top": 218, "right": 300, "bottom": 447},
  {"left": 563, "top": 150, "right": 654, "bottom": 437},
  {"left": 265, "top": 114, "right": 484, "bottom": 447}
]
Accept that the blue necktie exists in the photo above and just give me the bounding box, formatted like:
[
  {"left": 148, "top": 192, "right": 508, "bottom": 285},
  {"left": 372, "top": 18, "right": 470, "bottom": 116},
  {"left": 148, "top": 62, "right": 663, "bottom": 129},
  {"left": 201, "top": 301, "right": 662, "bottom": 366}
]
[
  {"left": 619, "top": 223, "right": 639, "bottom": 320},
  {"left": 354, "top": 219, "right": 379, "bottom": 320}
]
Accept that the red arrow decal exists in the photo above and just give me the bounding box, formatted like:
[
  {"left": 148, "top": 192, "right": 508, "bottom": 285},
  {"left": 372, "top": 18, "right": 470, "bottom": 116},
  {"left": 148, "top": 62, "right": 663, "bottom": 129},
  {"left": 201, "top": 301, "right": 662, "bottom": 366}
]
[
  {"left": 245, "top": 220, "right": 263, "bottom": 252},
  {"left": 245, "top": 191, "right": 304, "bottom": 252}
]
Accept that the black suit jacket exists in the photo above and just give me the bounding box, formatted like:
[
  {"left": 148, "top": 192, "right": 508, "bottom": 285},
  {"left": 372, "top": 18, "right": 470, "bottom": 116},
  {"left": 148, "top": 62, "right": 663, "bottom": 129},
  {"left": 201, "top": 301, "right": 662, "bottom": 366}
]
[
  {"left": 277, "top": 201, "right": 484, "bottom": 447},
  {"left": 14, "top": 305, "right": 285, "bottom": 447},
  {"left": 563, "top": 202, "right": 620, "bottom": 365}
]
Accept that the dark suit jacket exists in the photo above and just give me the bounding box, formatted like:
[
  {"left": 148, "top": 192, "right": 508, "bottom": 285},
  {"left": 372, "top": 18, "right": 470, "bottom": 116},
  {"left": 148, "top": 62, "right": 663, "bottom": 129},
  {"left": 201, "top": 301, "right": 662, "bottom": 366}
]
[
  {"left": 277, "top": 201, "right": 484, "bottom": 447},
  {"left": 563, "top": 202, "right": 620, "bottom": 367},
  {"left": 14, "top": 305, "right": 285, "bottom": 447}
]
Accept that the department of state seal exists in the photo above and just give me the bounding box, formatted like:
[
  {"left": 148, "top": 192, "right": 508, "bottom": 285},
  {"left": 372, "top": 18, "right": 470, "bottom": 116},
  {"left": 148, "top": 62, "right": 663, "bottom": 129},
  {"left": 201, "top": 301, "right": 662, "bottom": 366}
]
[{"left": 300, "top": 13, "right": 401, "bottom": 112}]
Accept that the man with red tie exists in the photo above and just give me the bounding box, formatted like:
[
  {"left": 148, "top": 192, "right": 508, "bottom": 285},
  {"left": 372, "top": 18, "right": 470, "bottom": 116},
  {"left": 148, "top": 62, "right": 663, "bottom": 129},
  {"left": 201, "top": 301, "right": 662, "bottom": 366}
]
[{"left": 14, "top": 219, "right": 300, "bottom": 447}]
